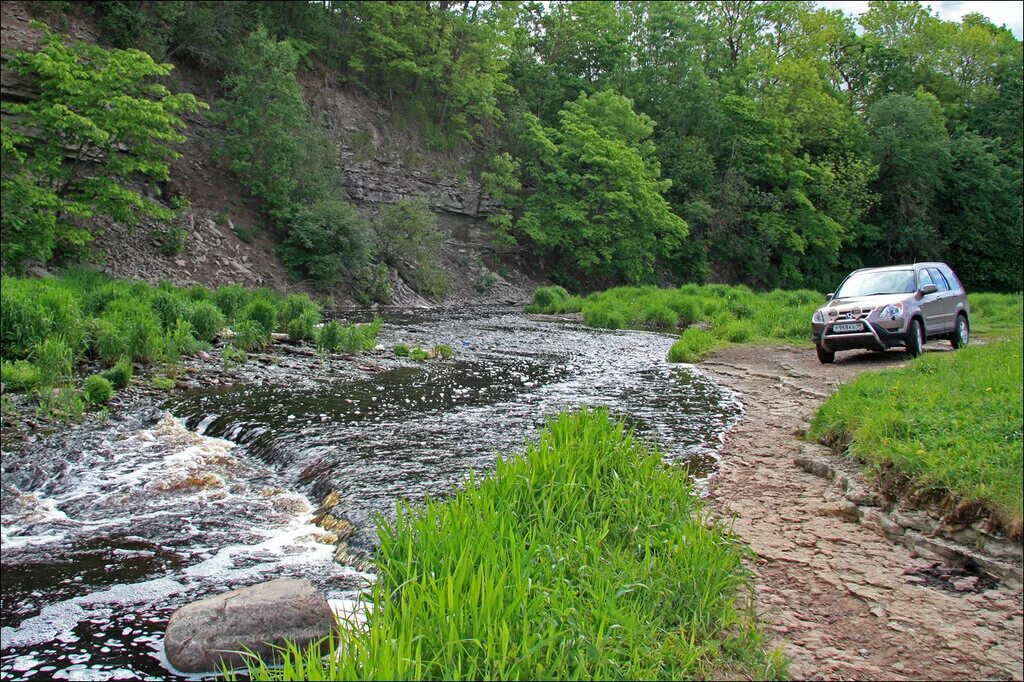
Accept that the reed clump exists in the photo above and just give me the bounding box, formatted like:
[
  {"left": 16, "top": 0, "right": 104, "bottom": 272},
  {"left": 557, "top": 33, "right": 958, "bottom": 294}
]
[{"left": 229, "top": 409, "right": 783, "bottom": 681}]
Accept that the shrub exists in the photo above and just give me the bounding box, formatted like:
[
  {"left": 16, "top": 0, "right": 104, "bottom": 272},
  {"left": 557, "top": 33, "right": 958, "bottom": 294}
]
[
  {"left": 641, "top": 303, "right": 679, "bottom": 328},
  {"left": 83, "top": 374, "right": 114, "bottom": 404},
  {"left": 316, "top": 318, "right": 381, "bottom": 354},
  {"left": 716, "top": 319, "right": 756, "bottom": 343},
  {"left": 372, "top": 197, "right": 452, "bottom": 300},
  {"left": 668, "top": 328, "right": 722, "bottom": 363},
  {"left": 186, "top": 284, "right": 211, "bottom": 302},
  {"left": 582, "top": 302, "right": 626, "bottom": 329},
  {"left": 187, "top": 301, "right": 226, "bottom": 342},
  {"left": 240, "top": 299, "right": 278, "bottom": 336},
  {"left": 166, "top": 318, "right": 203, "bottom": 359},
  {"left": 354, "top": 264, "right": 393, "bottom": 306},
  {"left": 407, "top": 264, "right": 450, "bottom": 300},
  {"left": 31, "top": 337, "right": 74, "bottom": 386},
  {"left": 213, "top": 284, "right": 250, "bottom": 321},
  {"left": 280, "top": 294, "right": 320, "bottom": 326},
  {"left": 432, "top": 344, "right": 454, "bottom": 359},
  {"left": 1, "top": 28, "right": 203, "bottom": 271},
  {"left": 280, "top": 198, "right": 372, "bottom": 286},
  {"left": 393, "top": 343, "right": 410, "bottom": 357},
  {"left": 151, "top": 289, "right": 189, "bottom": 330},
  {"left": 410, "top": 347, "right": 430, "bottom": 361},
  {"left": 1, "top": 360, "right": 42, "bottom": 393},
  {"left": 233, "top": 319, "right": 270, "bottom": 352},
  {"left": 95, "top": 301, "right": 164, "bottom": 363},
  {"left": 287, "top": 310, "right": 319, "bottom": 342},
  {"left": 526, "top": 285, "right": 574, "bottom": 314},
  {"left": 0, "top": 276, "right": 85, "bottom": 360},
  {"left": 100, "top": 360, "right": 133, "bottom": 390}
]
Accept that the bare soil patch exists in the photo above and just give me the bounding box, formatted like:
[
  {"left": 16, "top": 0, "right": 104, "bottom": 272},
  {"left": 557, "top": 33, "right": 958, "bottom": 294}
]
[{"left": 705, "top": 343, "right": 1023, "bottom": 680}]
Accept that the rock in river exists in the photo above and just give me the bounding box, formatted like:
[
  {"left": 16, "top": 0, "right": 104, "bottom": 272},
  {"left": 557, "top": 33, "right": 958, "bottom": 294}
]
[{"left": 164, "top": 578, "right": 335, "bottom": 673}]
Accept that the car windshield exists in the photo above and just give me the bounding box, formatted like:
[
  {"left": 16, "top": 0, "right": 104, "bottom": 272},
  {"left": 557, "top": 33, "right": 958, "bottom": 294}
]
[{"left": 835, "top": 270, "right": 915, "bottom": 298}]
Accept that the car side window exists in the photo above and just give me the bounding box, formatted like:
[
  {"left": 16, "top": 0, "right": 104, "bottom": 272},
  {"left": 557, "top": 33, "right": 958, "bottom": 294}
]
[
  {"left": 917, "top": 268, "right": 933, "bottom": 290},
  {"left": 940, "top": 266, "right": 962, "bottom": 291},
  {"left": 928, "top": 268, "right": 950, "bottom": 292}
]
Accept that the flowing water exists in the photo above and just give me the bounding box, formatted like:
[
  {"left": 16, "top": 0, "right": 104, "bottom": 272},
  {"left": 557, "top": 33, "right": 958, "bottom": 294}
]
[{"left": 1, "top": 309, "right": 741, "bottom": 680}]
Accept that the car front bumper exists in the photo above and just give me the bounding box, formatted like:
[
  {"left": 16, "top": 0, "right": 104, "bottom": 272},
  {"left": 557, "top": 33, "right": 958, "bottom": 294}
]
[{"left": 812, "top": 319, "right": 908, "bottom": 352}]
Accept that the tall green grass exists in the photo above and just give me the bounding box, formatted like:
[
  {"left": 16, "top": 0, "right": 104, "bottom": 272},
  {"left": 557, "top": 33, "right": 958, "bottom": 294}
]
[
  {"left": 810, "top": 341, "right": 1023, "bottom": 537},
  {"left": 527, "top": 284, "right": 821, "bottom": 362},
  {"left": 230, "top": 409, "right": 784, "bottom": 681},
  {"left": 0, "top": 271, "right": 378, "bottom": 416},
  {"left": 968, "top": 292, "right": 1023, "bottom": 339}
]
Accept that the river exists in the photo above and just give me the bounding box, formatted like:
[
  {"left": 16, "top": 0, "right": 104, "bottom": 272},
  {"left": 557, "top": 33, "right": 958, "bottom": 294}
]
[{"left": 0, "top": 308, "right": 740, "bottom": 680}]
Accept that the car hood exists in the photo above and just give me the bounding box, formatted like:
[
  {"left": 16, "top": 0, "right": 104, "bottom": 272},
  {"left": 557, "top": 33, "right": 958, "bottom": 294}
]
[{"left": 825, "top": 293, "right": 909, "bottom": 313}]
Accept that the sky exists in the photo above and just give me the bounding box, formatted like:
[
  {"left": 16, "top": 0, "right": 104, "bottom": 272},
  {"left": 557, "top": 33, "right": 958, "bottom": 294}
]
[{"left": 816, "top": 1, "right": 1024, "bottom": 38}]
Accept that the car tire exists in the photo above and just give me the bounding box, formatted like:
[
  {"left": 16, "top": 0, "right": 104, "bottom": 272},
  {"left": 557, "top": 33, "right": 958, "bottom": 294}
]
[
  {"left": 950, "top": 314, "right": 969, "bottom": 350},
  {"left": 906, "top": 318, "right": 925, "bottom": 358},
  {"left": 816, "top": 344, "right": 835, "bottom": 364}
]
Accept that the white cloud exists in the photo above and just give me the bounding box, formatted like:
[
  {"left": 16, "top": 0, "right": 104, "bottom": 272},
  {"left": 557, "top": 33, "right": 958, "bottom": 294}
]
[{"left": 816, "top": 0, "right": 1023, "bottom": 38}]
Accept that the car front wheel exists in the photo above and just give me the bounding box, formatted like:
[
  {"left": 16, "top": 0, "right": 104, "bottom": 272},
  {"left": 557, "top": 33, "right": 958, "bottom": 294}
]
[
  {"left": 816, "top": 344, "right": 835, "bottom": 364},
  {"left": 950, "top": 314, "right": 969, "bottom": 349},
  {"left": 906, "top": 318, "right": 925, "bottom": 358}
]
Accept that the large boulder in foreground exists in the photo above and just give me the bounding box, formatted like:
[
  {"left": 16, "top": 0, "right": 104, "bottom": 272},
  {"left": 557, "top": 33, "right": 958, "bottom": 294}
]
[{"left": 164, "top": 578, "right": 335, "bottom": 673}]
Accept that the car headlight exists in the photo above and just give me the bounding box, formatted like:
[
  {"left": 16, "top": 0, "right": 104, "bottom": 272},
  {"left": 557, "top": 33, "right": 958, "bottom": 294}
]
[
  {"left": 879, "top": 303, "right": 904, "bottom": 319},
  {"left": 812, "top": 309, "right": 825, "bottom": 323}
]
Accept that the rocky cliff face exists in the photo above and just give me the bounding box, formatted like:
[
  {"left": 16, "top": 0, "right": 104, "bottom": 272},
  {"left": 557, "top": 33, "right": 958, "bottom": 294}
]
[{"left": 1, "top": 1, "right": 539, "bottom": 306}]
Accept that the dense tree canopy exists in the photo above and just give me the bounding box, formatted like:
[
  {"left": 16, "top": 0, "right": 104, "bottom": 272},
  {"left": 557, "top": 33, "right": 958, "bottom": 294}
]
[{"left": 4, "top": 1, "right": 1022, "bottom": 293}]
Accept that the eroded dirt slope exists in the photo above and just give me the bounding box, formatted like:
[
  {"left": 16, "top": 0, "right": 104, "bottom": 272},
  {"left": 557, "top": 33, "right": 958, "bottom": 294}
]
[{"left": 706, "top": 344, "right": 1023, "bottom": 680}]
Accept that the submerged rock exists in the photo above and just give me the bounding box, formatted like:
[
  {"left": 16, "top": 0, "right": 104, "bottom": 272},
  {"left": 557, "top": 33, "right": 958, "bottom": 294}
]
[{"left": 163, "top": 578, "right": 335, "bottom": 673}]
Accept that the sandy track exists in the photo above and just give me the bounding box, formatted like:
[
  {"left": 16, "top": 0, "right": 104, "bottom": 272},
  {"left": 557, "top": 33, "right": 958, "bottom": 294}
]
[{"left": 704, "top": 344, "right": 1023, "bottom": 680}]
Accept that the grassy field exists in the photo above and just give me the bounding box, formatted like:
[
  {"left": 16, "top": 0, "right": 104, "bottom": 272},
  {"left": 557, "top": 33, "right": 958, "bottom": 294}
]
[
  {"left": 1, "top": 269, "right": 379, "bottom": 419},
  {"left": 230, "top": 409, "right": 785, "bottom": 681},
  {"left": 967, "top": 292, "right": 1024, "bottom": 339},
  {"left": 527, "top": 286, "right": 1023, "bottom": 363},
  {"left": 810, "top": 341, "right": 1023, "bottom": 538}
]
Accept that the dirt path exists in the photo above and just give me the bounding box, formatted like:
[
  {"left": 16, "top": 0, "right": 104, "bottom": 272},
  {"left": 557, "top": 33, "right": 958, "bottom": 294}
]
[{"left": 704, "top": 344, "right": 1023, "bottom": 680}]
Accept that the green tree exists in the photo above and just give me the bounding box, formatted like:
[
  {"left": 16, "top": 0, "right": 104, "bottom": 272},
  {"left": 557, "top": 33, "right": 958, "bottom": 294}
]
[
  {"left": 217, "top": 27, "right": 329, "bottom": 220},
  {"left": 512, "top": 90, "right": 688, "bottom": 285},
  {"left": 866, "top": 91, "right": 951, "bottom": 263},
  {"left": 937, "top": 134, "right": 1023, "bottom": 292},
  {"left": 1, "top": 23, "right": 204, "bottom": 270},
  {"left": 373, "top": 198, "right": 449, "bottom": 299},
  {"left": 279, "top": 199, "right": 371, "bottom": 286},
  {"left": 217, "top": 27, "right": 369, "bottom": 284}
]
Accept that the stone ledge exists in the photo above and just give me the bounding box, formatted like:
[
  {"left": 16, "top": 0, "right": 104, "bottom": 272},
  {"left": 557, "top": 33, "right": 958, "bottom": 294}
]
[{"left": 794, "top": 445, "right": 1022, "bottom": 588}]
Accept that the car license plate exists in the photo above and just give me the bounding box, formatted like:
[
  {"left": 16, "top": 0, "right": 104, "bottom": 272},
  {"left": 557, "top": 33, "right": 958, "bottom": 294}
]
[{"left": 832, "top": 322, "right": 863, "bottom": 333}]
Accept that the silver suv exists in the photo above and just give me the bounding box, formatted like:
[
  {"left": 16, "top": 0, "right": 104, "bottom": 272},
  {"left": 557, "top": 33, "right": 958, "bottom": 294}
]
[{"left": 811, "top": 262, "right": 970, "bottom": 364}]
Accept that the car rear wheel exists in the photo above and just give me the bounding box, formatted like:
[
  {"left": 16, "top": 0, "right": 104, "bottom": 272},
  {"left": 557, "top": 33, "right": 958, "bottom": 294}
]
[
  {"left": 816, "top": 344, "right": 835, "bottom": 364},
  {"left": 906, "top": 318, "right": 925, "bottom": 358},
  {"left": 950, "top": 314, "right": 969, "bottom": 349}
]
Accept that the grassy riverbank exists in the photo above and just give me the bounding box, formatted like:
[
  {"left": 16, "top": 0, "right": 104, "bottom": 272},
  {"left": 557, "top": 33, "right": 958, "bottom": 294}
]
[
  {"left": 810, "top": 341, "right": 1024, "bottom": 538},
  {"left": 0, "top": 270, "right": 380, "bottom": 419},
  {"left": 527, "top": 286, "right": 1024, "bottom": 363},
  {"left": 527, "top": 284, "right": 821, "bottom": 362},
  {"left": 232, "top": 409, "right": 784, "bottom": 680}
]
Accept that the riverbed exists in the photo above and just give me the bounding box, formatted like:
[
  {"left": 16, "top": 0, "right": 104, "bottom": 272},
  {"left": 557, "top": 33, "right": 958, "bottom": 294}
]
[{"left": 1, "top": 308, "right": 740, "bottom": 680}]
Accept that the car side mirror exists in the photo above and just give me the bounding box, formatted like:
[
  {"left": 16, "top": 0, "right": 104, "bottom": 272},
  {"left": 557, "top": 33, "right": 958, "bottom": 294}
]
[
  {"left": 919, "top": 283, "right": 938, "bottom": 296},
  {"left": 825, "top": 293, "right": 834, "bottom": 301}
]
